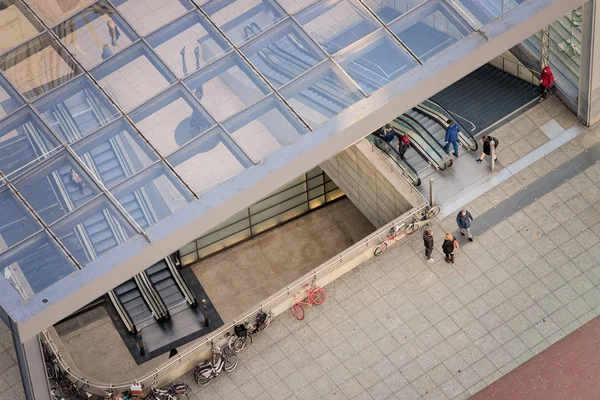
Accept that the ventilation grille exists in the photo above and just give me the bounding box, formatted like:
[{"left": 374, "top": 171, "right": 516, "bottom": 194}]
[{"left": 54, "top": 307, "right": 108, "bottom": 336}]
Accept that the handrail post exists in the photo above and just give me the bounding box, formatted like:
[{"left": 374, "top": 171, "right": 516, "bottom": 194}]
[
  {"left": 490, "top": 141, "right": 496, "bottom": 172},
  {"left": 429, "top": 178, "right": 435, "bottom": 206}
]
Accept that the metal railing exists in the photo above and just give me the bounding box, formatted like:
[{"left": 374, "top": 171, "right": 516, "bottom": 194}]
[
  {"left": 42, "top": 199, "right": 428, "bottom": 393},
  {"left": 490, "top": 54, "right": 539, "bottom": 87}
]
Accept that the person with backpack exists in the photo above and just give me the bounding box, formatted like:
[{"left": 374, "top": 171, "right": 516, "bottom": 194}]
[
  {"left": 380, "top": 123, "right": 395, "bottom": 143},
  {"left": 456, "top": 209, "right": 474, "bottom": 242},
  {"left": 477, "top": 135, "right": 499, "bottom": 163},
  {"left": 539, "top": 66, "right": 555, "bottom": 101},
  {"left": 423, "top": 229, "right": 434, "bottom": 262},
  {"left": 398, "top": 132, "right": 410, "bottom": 159},
  {"left": 442, "top": 232, "right": 458, "bottom": 264},
  {"left": 444, "top": 119, "right": 460, "bottom": 157}
]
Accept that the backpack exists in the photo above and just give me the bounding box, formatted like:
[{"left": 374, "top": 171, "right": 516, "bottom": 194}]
[
  {"left": 381, "top": 127, "right": 394, "bottom": 142},
  {"left": 493, "top": 137, "right": 499, "bottom": 148}
]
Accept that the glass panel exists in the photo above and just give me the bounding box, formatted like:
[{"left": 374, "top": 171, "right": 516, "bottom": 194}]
[
  {"left": 34, "top": 76, "right": 119, "bottom": 143},
  {"left": 275, "top": 0, "right": 316, "bottom": 14},
  {"left": 241, "top": 19, "right": 325, "bottom": 88},
  {"left": 168, "top": 126, "right": 253, "bottom": 195},
  {"left": 0, "top": 232, "right": 76, "bottom": 299},
  {"left": 450, "top": 0, "right": 518, "bottom": 26},
  {"left": 389, "top": 0, "right": 472, "bottom": 61},
  {"left": 13, "top": 153, "right": 101, "bottom": 224},
  {"left": 91, "top": 42, "right": 175, "bottom": 111},
  {"left": 130, "top": 84, "right": 215, "bottom": 155},
  {"left": 223, "top": 96, "right": 308, "bottom": 163},
  {"left": 111, "top": 163, "right": 192, "bottom": 229},
  {"left": 184, "top": 53, "right": 270, "bottom": 121},
  {"left": 54, "top": 1, "right": 138, "bottom": 69},
  {"left": 251, "top": 200, "right": 308, "bottom": 233},
  {"left": 73, "top": 118, "right": 159, "bottom": 188},
  {"left": 362, "top": 0, "right": 424, "bottom": 24},
  {"left": 51, "top": 195, "right": 136, "bottom": 266},
  {"left": 147, "top": 11, "right": 231, "bottom": 78},
  {"left": 26, "top": 0, "right": 95, "bottom": 26},
  {"left": 295, "top": 0, "right": 379, "bottom": 55},
  {"left": 0, "top": 33, "right": 81, "bottom": 100},
  {"left": 280, "top": 61, "right": 364, "bottom": 127},
  {"left": 0, "top": 0, "right": 43, "bottom": 53},
  {"left": 111, "top": 0, "right": 194, "bottom": 36},
  {"left": 0, "top": 188, "right": 42, "bottom": 253},
  {"left": 201, "top": 0, "right": 286, "bottom": 45},
  {"left": 335, "top": 29, "right": 417, "bottom": 94},
  {"left": 0, "top": 108, "right": 60, "bottom": 177},
  {"left": 251, "top": 174, "right": 305, "bottom": 214},
  {"left": 0, "top": 74, "right": 23, "bottom": 120}
]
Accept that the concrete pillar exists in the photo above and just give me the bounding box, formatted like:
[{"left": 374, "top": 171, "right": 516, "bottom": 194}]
[
  {"left": 13, "top": 334, "right": 51, "bottom": 400},
  {"left": 320, "top": 140, "right": 425, "bottom": 228},
  {"left": 578, "top": 1, "right": 600, "bottom": 125}
]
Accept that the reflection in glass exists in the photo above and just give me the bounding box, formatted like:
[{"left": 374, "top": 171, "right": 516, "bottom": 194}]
[
  {"left": 168, "top": 126, "right": 253, "bottom": 195},
  {"left": 362, "top": 0, "right": 424, "bottom": 23},
  {"left": 450, "top": 0, "right": 513, "bottom": 25},
  {"left": 389, "top": 0, "right": 472, "bottom": 61},
  {"left": 51, "top": 196, "right": 136, "bottom": 266},
  {"left": 0, "top": 108, "right": 60, "bottom": 177},
  {"left": 241, "top": 19, "right": 325, "bottom": 88},
  {"left": 13, "top": 153, "right": 100, "bottom": 225},
  {"left": 0, "top": 33, "right": 81, "bottom": 100},
  {"left": 26, "top": 0, "right": 95, "bottom": 26},
  {"left": 335, "top": 29, "right": 417, "bottom": 94},
  {"left": 0, "top": 232, "right": 76, "bottom": 299},
  {"left": 275, "top": 0, "right": 316, "bottom": 14},
  {"left": 54, "top": 1, "right": 138, "bottom": 69},
  {"left": 147, "top": 11, "right": 231, "bottom": 78},
  {"left": 112, "top": 0, "right": 194, "bottom": 36},
  {"left": 295, "top": 0, "right": 379, "bottom": 55},
  {"left": 74, "top": 118, "right": 159, "bottom": 188},
  {"left": 0, "top": 75, "right": 23, "bottom": 120},
  {"left": 281, "top": 61, "right": 363, "bottom": 127},
  {"left": 131, "top": 84, "right": 215, "bottom": 155},
  {"left": 34, "top": 76, "right": 119, "bottom": 143},
  {"left": 0, "top": 188, "right": 41, "bottom": 253},
  {"left": 91, "top": 42, "right": 175, "bottom": 111},
  {"left": 112, "top": 163, "right": 193, "bottom": 228},
  {"left": 0, "top": 0, "right": 43, "bottom": 54},
  {"left": 201, "top": 0, "right": 286, "bottom": 45},
  {"left": 223, "top": 96, "right": 307, "bottom": 163},
  {"left": 184, "top": 53, "right": 270, "bottom": 121}
]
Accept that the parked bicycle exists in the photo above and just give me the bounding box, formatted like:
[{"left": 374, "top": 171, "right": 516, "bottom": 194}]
[
  {"left": 373, "top": 205, "right": 440, "bottom": 256},
  {"left": 228, "top": 311, "right": 273, "bottom": 352},
  {"left": 292, "top": 282, "right": 326, "bottom": 320},
  {"left": 194, "top": 343, "right": 238, "bottom": 386},
  {"left": 144, "top": 383, "right": 190, "bottom": 400}
]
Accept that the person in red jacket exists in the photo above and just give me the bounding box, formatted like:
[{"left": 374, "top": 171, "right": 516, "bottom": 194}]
[{"left": 539, "top": 66, "right": 554, "bottom": 101}]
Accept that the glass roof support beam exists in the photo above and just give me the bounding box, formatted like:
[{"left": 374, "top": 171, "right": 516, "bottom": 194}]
[{"left": 2, "top": 0, "right": 587, "bottom": 341}]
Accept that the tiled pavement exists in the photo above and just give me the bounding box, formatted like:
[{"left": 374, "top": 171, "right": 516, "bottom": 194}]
[
  {"left": 182, "top": 162, "right": 600, "bottom": 400},
  {"left": 0, "top": 322, "right": 25, "bottom": 400}
]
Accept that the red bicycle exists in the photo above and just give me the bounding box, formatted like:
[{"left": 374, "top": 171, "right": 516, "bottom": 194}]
[{"left": 292, "top": 283, "right": 326, "bottom": 320}]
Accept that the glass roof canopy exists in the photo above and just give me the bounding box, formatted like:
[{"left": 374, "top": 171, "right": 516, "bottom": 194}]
[{"left": 0, "top": 0, "right": 549, "bottom": 335}]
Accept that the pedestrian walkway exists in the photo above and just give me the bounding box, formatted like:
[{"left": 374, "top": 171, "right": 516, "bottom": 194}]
[
  {"left": 0, "top": 322, "right": 24, "bottom": 400},
  {"left": 184, "top": 158, "right": 600, "bottom": 400}
]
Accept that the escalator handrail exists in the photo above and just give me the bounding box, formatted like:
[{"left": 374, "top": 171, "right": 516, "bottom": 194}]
[
  {"left": 134, "top": 274, "right": 167, "bottom": 321},
  {"left": 392, "top": 129, "right": 436, "bottom": 173},
  {"left": 141, "top": 270, "right": 171, "bottom": 320},
  {"left": 392, "top": 120, "right": 444, "bottom": 171},
  {"left": 165, "top": 256, "right": 197, "bottom": 307},
  {"left": 417, "top": 100, "right": 478, "bottom": 151},
  {"left": 369, "top": 133, "right": 420, "bottom": 185},
  {"left": 107, "top": 290, "right": 137, "bottom": 334},
  {"left": 399, "top": 114, "right": 451, "bottom": 166}
]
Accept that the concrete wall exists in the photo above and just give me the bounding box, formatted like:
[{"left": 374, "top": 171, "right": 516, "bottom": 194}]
[
  {"left": 320, "top": 139, "right": 425, "bottom": 228},
  {"left": 578, "top": 0, "right": 600, "bottom": 126}
]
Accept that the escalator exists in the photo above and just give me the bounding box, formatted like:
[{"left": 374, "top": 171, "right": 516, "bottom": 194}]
[
  {"left": 394, "top": 115, "right": 452, "bottom": 171},
  {"left": 366, "top": 134, "right": 422, "bottom": 186}
]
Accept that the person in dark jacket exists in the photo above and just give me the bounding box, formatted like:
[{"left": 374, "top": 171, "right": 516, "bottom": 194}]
[
  {"left": 442, "top": 232, "right": 456, "bottom": 264},
  {"left": 444, "top": 119, "right": 460, "bottom": 157},
  {"left": 380, "top": 123, "right": 395, "bottom": 143},
  {"left": 423, "top": 229, "right": 434, "bottom": 262},
  {"left": 456, "top": 209, "right": 474, "bottom": 242},
  {"left": 539, "top": 66, "right": 554, "bottom": 101},
  {"left": 477, "top": 135, "right": 499, "bottom": 163},
  {"left": 398, "top": 133, "right": 410, "bottom": 159}
]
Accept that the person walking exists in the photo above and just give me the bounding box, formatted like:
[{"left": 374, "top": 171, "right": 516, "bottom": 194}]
[
  {"left": 476, "top": 135, "right": 499, "bottom": 163},
  {"left": 398, "top": 132, "right": 410, "bottom": 159},
  {"left": 442, "top": 232, "right": 458, "bottom": 264},
  {"left": 444, "top": 119, "right": 460, "bottom": 157},
  {"left": 539, "top": 66, "right": 555, "bottom": 101},
  {"left": 456, "top": 209, "right": 474, "bottom": 242},
  {"left": 423, "top": 229, "right": 434, "bottom": 262},
  {"left": 380, "top": 123, "right": 395, "bottom": 143}
]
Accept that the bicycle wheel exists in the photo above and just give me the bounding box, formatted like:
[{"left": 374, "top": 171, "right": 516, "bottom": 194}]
[
  {"left": 374, "top": 242, "right": 387, "bottom": 257},
  {"left": 194, "top": 372, "right": 212, "bottom": 386},
  {"left": 233, "top": 335, "right": 252, "bottom": 352},
  {"left": 292, "top": 304, "right": 304, "bottom": 320},
  {"left": 57, "top": 378, "right": 73, "bottom": 398},
  {"left": 258, "top": 314, "right": 272, "bottom": 331},
  {"left": 45, "top": 363, "right": 56, "bottom": 380},
  {"left": 404, "top": 223, "right": 419, "bottom": 235},
  {"left": 426, "top": 206, "right": 441, "bottom": 220},
  {"left": 173, "top": 394, "right": 189, "bottom": 400},
  {"left": 309, "top": 287, "right": 326, "bottom": 305},
  {"left": 224, "top": 353, "right": 239, "bottom": 372}
]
